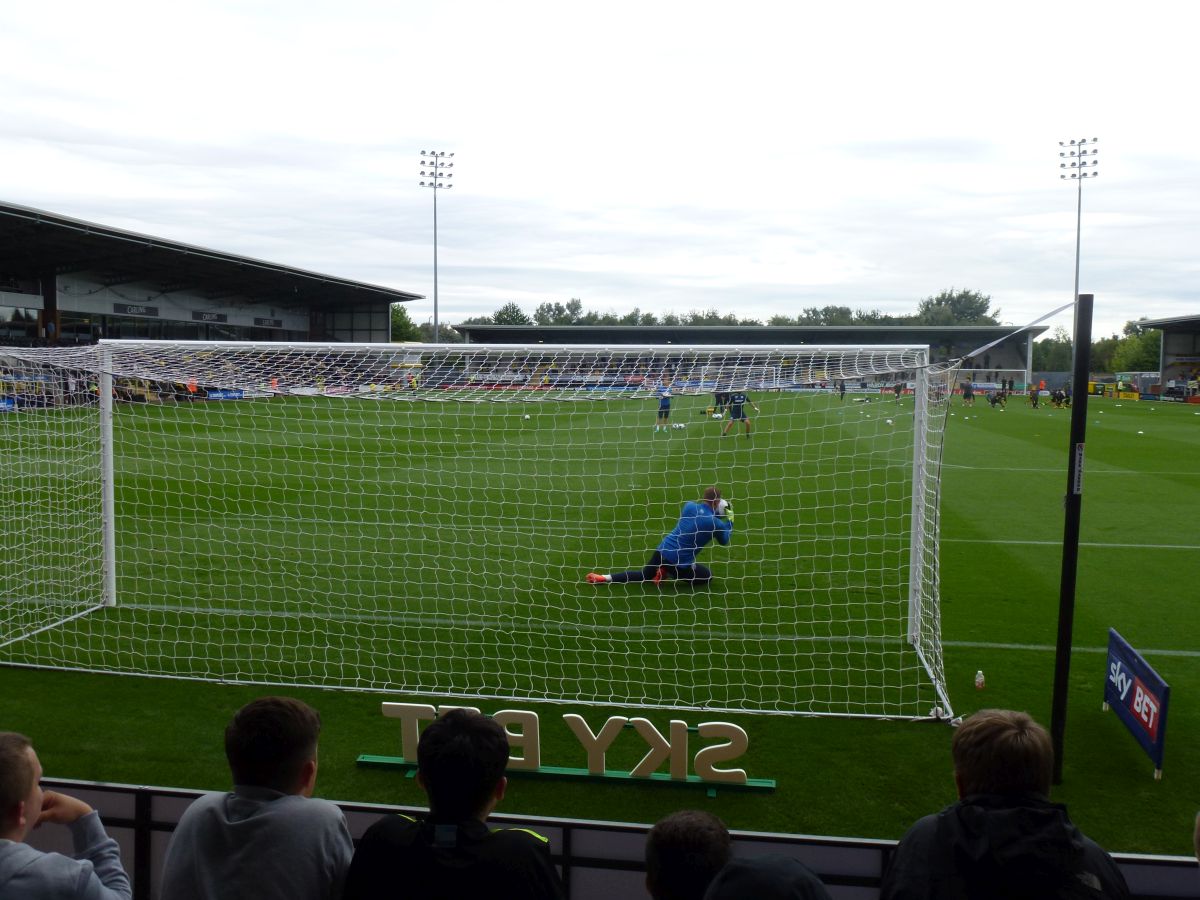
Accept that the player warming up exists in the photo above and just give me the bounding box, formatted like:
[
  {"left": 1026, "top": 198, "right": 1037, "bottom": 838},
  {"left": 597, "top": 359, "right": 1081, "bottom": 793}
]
[
  {"left": 720, "top": 391, "right": 759, "bottom": 438},
  {"left": 654, "top": 380, "right": 673, "bottom": 433},
  {"left": 587, "top": 487, "right": 733, "bottom": 586}
]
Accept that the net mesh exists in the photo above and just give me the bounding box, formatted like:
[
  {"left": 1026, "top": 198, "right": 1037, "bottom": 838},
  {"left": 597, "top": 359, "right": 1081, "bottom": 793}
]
[{"left": 1, "top": 341, "right": 956, "bottom": 718}]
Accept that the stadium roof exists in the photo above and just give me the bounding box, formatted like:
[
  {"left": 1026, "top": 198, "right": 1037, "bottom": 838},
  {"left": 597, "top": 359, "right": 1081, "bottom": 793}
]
[
  {"left": 1136, "top": 314, "right": 1200, "bottom": 331},
  {"left": 0, "top": 201, "right": 422, "bottom": 310},
  {"left": 454, "top": 323, "right": 1046, "bottom": 347}
]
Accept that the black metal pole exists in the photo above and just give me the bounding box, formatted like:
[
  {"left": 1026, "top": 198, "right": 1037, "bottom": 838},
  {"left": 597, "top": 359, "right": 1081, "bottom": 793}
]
[{"left": 1050, "top": 293, "right": 1093, "bottom": 785}]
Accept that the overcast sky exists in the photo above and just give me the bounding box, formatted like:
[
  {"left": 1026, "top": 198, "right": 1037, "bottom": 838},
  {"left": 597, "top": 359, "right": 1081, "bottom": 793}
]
[{"left": 3, "top": 0, "right": 1197, "bottom": 340}]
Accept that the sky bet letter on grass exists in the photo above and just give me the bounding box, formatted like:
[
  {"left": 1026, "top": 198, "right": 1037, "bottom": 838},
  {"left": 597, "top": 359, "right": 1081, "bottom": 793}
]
[{"left": 382, "top": 703, "right": 750, "bottom": 785}]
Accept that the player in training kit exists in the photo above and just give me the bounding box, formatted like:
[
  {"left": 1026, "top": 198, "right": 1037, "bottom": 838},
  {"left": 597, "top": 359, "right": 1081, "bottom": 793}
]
[
  {"left": 721, "top": 391, "right": 759, "bottom": 437},
  {"left": 713, "top": 390, "right": 727, "bottom": 416},
  {"left": 654, "top": 382, "right": 672, "bottom": 432},
  {"left": 587, "top": 487, "right": 733, "bottom": 586}
]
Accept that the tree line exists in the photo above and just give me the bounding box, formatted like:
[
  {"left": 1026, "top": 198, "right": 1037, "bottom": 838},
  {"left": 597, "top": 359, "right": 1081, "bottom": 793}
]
[
  {"left": 392, "top": 288, "right": 999, "bottom": 342},
  {"left": 391, "top": 289, "right": 1163, "bottom": 373},
  {"left": 1031, "top": 320, "right": 1162, "bottom": 373}
]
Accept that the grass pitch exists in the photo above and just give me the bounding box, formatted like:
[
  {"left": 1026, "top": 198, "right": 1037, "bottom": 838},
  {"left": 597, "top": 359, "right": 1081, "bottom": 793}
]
[
  {"left": 3, "top": 388, "right": 940, "bottom": 716},
  {"left": 2, "top": 390, "right": 1198, "bottom": 855}
]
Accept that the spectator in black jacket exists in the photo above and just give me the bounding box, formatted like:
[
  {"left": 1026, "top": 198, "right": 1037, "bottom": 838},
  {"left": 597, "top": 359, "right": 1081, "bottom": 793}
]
[
  {"left": 646, "top": 809, "right": 731, "bottom": 900},
  {"left": 704, "top": 854, "right": 832, "bottom": 899},
  {"left": 344, "top": 709, "right": 563, "bottom": 900},
  {"left": 881, "top": 709, "right": 1130, "bottom": 900}
]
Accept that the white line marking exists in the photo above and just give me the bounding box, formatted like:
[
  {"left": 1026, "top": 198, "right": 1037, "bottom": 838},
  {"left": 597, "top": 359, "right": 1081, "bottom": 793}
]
[
  {"left": 945, "top": 640, "right": 1200, "bottom": 659},
  {"left": 53, "top": 602, "right": 1199, "bottom": 659},
  {"left": 942, "top": 538, "right": 1197, "bottom": 551},
  {"left": 944, "top": 464, "right": 1200, "bottom": 475},
  {"left": 10, "top": 600, "right": 1196, "bottom": 660}
]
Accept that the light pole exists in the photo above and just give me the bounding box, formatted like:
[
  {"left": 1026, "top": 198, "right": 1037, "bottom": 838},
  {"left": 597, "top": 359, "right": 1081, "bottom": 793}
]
[
  {"left": 1059, "top": 138, "right": 1099, "bottom": 310},
  {"left": 1050, "top": 137, "right": 1098, "bottom": 784},
  {"left": 419, "top": 149, "right": 454, "bottom": 342}
]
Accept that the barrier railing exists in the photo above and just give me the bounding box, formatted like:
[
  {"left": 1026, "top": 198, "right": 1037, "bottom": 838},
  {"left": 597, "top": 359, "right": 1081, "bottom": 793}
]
[{"left": 27, "top": 779, "right": 1199, "bottom": 900}]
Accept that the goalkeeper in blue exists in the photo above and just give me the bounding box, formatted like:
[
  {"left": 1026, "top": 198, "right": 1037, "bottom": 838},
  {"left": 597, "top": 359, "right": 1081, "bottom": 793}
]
[{"left": 587, "top": 487, "right": 733, "bottom": 586}]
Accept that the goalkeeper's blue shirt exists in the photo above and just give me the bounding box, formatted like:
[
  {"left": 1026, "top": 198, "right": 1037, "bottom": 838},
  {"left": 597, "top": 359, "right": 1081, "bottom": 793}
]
[{"left": 657, "top": 501, "right": 732, "bottom": 566}]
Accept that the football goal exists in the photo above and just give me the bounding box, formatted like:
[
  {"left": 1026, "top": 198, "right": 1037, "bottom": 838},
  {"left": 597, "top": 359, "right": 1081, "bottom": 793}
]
[{"left": 0, "top": 341, "right": 957, "bottom": 719}]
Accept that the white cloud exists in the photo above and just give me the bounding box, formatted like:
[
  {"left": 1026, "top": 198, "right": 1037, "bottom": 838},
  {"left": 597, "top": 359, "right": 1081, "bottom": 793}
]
[{"left": 2, "top": 0, "right": 1198, "bottom": 339}]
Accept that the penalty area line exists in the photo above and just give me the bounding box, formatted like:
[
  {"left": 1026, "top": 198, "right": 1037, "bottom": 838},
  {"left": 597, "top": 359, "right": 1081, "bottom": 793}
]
[
  {"left": 115, "top": 602, "right": 913, "bottom": 647},
  {"left": 944, "top": 639, "right": 1200, "bottom": 659},
  {"left": 941, "top": 537, "right": 1197, "bottom": 551}
]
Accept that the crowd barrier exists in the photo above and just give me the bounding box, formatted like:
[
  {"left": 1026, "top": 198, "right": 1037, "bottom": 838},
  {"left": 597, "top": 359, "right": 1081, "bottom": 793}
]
[{"left": 29, "top": 778, "right": 1199, "bottom": 900}]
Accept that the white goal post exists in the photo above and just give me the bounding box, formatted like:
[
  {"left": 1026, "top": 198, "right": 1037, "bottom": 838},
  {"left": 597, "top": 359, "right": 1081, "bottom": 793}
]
[{"left": 0, "top": 341, "right": 958, "bottom": 719}]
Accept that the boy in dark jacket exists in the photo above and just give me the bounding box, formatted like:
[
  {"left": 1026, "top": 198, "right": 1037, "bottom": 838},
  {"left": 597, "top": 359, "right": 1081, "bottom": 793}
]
[{"left": 881, "top": 709, "right": 1129, "bottom": 900}]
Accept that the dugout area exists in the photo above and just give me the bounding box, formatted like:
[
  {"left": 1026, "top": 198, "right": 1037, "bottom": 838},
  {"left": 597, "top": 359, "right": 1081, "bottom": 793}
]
[{"left": 1138, "top": 313, "right": 1200, "bottom": 401}]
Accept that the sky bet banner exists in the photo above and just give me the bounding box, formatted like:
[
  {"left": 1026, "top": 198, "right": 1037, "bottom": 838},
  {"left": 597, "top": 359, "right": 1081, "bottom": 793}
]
[{"left": 1104, "top": 628, "right": 1170, "bottom": 775}]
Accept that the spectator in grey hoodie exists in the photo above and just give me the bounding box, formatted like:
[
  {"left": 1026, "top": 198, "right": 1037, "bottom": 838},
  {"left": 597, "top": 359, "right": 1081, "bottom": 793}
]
[
  {"left": 161, "top": 696, "right": 352, "bottom": 900},
  {"left": 0, "top": 731, "right": 131, "bottom": 900}
]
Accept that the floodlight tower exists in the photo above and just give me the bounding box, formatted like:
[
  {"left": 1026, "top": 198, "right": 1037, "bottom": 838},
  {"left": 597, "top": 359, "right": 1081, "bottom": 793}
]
[
  {"left": 419, "top": 149, "right": 455, "bottom": 342},
  {"left": 1059, "top": 138, "right": 1099, "bottom": 310},
  {"left": 1050, "top": 137, "right": 1098, "bottom": 785}
]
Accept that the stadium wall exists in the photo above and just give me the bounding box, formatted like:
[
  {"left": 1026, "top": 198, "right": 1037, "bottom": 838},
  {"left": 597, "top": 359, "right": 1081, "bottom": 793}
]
[{"left": 28, "top": 779, "right": 1200, "bottom": 900}]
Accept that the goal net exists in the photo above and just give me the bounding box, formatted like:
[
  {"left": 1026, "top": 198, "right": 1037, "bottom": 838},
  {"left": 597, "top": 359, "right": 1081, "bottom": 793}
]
[{"left": 1, "top": 341, "right": 957, "bottom": 719}]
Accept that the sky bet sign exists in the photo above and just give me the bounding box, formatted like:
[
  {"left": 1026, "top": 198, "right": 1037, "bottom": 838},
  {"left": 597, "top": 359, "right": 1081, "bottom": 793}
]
[
  {"left": 1103, "top": 629, "right": 1170, "bottom": 778},
  {"left": 359, "top": 703, "right": 775, "bottom": 794}
]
